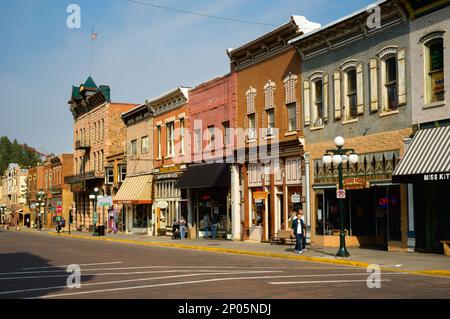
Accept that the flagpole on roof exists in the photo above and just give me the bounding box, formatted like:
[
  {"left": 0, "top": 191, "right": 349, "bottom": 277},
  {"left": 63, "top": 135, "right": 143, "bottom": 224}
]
[{"left": 89, "top": 28, "right": 97, "bottom": 76}]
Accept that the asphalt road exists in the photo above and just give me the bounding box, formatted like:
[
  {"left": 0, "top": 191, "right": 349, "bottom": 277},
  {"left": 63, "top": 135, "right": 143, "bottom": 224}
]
[{"left": 0, "top": 229, "right": 449, "bottom": 299}]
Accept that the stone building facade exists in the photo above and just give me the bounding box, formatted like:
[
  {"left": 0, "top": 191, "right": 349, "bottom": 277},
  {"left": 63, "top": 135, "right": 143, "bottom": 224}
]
[{"left": 66, "top": 76, "right": 136, "bottom": 230}]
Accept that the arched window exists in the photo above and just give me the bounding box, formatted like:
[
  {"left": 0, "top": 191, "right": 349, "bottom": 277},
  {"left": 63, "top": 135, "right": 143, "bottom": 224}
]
[{"left": 424, "top": 36, "right": 444, "bottom": 103}]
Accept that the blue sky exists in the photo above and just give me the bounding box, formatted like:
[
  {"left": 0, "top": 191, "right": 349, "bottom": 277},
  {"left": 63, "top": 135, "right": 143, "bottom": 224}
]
[{"left": 0, "top": 0, "right": 374, "bottom": 155}]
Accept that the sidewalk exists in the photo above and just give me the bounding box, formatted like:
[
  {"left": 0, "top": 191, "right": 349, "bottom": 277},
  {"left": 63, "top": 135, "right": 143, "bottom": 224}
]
[{"left": 12, "top": 226, "right": 450, "bottom": 277}]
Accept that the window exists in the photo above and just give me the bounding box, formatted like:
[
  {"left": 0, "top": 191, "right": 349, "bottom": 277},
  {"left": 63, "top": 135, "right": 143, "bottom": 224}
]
[
  {"left": 94, "top": 153, "right": 97, "bottom": 172},
  {"left": 131, "top": 140, "right": 137, "bottom": 156},
  {"left": 287, "top": 103, "right": 296, "bottom": 132},
  {"left": 208, "top": 125, "right": 215, "bottom": 149},
  {"left": 101, "top": 119, "right": 104, "bottom": 141},
  {"left": 166, "top": 122, "right": 174, "bottom": 157},
  {"left": 385, "top": 56, "right": 398, "bottom": 110},
  {"left": 284, "top": 73, "right": 298, "bottom": 104},
  {"left": 346, "top": 68, "right": 358, "bottom": 119},
  {"left": 264, "top": 80, "right": 275, "bottom": 110},
  {"left": 119, "top": 165, "right": 126, "bottom": 183},
  {"left": 141, "top": 136, "right": 149, "bottom": 154},
  {"left": 248, "top": 113, "right": 256, "bottom": 139},
  {"left": 105, "top": 167, "right": 114, "bottom": 185},
  {"left": 157, "top": 126, "right": 161, "bottom": 158},
  {"left": 246, "top": 87, "right": 256, "bottom": 114},
  {"left": 45, "top": 172, "right": 48, "bottom": 190},
  {"left": 313, "top": 79, "right": 324, "bottom": 126},
  {"left": 222, "top": 121, "right": 230, "bottom": 145},
  {"left": 180, "top": 119, "right": 185, "bottom": 154},
  {"left": 195, "top": 128, "right": 202, "bottom": 153},
  {"left": 267, "top": 109, "right": 275, "bottom": 129},
  {"left": 49, "top": 171, "right": 52, "bottom": 189},
  {"left": 426, "top": 39, "right": 444, "bottom": 103}
]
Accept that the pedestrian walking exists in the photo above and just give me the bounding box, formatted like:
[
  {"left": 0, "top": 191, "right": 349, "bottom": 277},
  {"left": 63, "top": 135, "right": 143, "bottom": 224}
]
[
  {"left": 179, "top": 216, "right": 187, "bottom": 240},
  {"left": 291, "top": 209, "right": 306, "bottom": 254},
  {"left": 211, "top": 213, "right": 220, "bottom": 240},
  {"left": 203, "top": 214, "right": 211, "bottom": 239}
]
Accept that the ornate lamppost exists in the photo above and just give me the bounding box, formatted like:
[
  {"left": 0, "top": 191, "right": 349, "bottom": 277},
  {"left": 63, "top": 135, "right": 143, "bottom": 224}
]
[
  {"left": 36, "top": 190, "right": 46, "bottom": 231},
  {"left": 89, "top": 187, "right": 103, "bottom": 235},
  {"left": 322, "top": 136, "right": 359, "bottom": 258},
  {"left": 0, "top": 204, "right": 7, "bottom": 225}
]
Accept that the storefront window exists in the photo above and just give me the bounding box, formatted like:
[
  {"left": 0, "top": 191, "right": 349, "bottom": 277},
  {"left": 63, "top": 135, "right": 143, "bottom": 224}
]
[
  {"left": 316, "top": 185, "right": 401, "bottom": 242},
  {"left": 133, "top": 204, "right": 149, "bottom": 228}
]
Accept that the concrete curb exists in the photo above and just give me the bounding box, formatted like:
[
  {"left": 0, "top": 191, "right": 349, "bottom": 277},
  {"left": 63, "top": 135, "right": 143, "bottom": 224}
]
[{"left": 47, "top": 232, "right": 450, "bottom": 278}]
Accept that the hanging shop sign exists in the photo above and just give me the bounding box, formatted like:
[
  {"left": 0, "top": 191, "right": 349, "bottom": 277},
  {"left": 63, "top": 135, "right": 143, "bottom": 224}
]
[
  {"left": 98, "top": 196, "right": 113, "bottom": 207},
  {"left": 156, "top": 201, "right": 169, "bottom": 209},
  {"left": 341, "top": 178, "right": 370, "bottom": 190},
  {"left": 291, "top": 194, "right": 301, "bottom": 203}
]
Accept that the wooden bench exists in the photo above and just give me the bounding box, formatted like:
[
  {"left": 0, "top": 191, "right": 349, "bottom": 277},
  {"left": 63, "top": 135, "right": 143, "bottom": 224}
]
[
  {"left": 271, "top": 230, "right": 295, "bottom": 245},
  {"left": 441, "top": 240, "right": 450, "bottom": 256}
]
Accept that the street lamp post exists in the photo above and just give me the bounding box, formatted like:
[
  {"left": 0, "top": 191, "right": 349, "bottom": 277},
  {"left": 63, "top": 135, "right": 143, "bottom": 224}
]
[
  {"left": 0, "top": 204, "right": 6, "bottom": 225},
  {"left": 89, "top": 187, "right": 103, "bottom": 235},
  {"left": 36, "top": 190, "right": 46, "bottom": 231},
  {"left": 322, "top": 136, "right": 359, "bottom": 258}
]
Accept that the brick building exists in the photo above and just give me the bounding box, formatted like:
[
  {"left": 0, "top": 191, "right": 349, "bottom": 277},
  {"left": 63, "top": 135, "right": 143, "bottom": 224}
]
[
  {"left": 114, "top": 104, "right": 154, "bottom": 235},
  {"left": 291, "top": 1, "right": 412, "bottom": 250},
  {"left": 393, "top": 1, "right": 450, "bottom": 253},
  {"left": 48, "top": 154, "right": 74, "bottom": 231},
  {"left": 175, "top": 73, "right": 238, "bottom": 239},
  {"left": 148, "top": 87, "right": 190, "bottom": 236},
  {"left": 27, "top": 164, "right": 45, "bottom": 227},
  {"left": 66, "top": 76, "right": 137, "bottom": 230},
  {"left": 228, "top": 16, "right": 321, "bottom": 242}
]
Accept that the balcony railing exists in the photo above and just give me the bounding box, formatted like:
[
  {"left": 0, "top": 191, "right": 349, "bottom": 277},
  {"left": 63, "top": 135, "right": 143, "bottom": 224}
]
[
  {"left": 64, "top": 171, "right": 96, "bottom": 184},
  {"left": 75, "top": 140, "right": 91, "bottom": 150}
]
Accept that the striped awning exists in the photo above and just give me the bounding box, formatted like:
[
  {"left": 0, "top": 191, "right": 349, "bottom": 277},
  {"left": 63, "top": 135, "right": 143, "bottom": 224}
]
[
  {"left": 393, "top": 126, "right": 450, "bottom": 183},
  {"left": 113, "top": 174, "right": 153, "bottom": 204}
]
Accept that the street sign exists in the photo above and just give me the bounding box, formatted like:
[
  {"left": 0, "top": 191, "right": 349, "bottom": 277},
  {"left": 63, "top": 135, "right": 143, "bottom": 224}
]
[
  {"left": 56, "top": 206, "right": 63, "bottom": 214},
  {"left": 336, "top": 189, "right": 346, "bottom": 199}
]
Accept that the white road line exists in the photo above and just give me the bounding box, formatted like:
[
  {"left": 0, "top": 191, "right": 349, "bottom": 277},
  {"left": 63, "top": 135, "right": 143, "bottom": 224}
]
[
  {"left": 269, "top": 279, "right": 390, "bottom": 285},
  {"left": 0, "top": 266, "right": 357, "bottom": 276},
  {"left": 0, "top": 270, "right": 281, "bottom": 281},
  {"left": 32, "top": 275, "right": 395, "bottom": 299},
  {"left": 22, "top": 262, "right": 123, "bottom": 270},
  {"left": 0, "top": 270, "right": 282, "bottom": 296}
]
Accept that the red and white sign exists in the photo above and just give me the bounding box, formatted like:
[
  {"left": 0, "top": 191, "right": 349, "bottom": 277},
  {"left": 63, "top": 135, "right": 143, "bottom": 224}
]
[
  {"left": 336, "top": 189, "right": 346, "bottom": 199},
  {"left": 56, "top": 206, "right": 63, "bottom": 214}
]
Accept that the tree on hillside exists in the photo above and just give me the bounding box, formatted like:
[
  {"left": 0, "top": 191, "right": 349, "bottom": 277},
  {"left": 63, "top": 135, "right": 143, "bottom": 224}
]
[{"left": 0, "top": 136, "right": 44, "bottom": 175}]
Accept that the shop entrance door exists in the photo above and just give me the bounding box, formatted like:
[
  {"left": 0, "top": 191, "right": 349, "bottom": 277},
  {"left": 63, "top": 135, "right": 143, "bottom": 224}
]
[{"left": 198, "top": 202, "right": 211, "bottom": 238}]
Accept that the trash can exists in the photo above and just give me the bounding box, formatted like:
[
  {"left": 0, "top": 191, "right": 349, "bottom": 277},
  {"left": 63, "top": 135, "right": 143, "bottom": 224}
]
[{"left": 97, "top": 226, "right": 105, "bottom": 236}]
